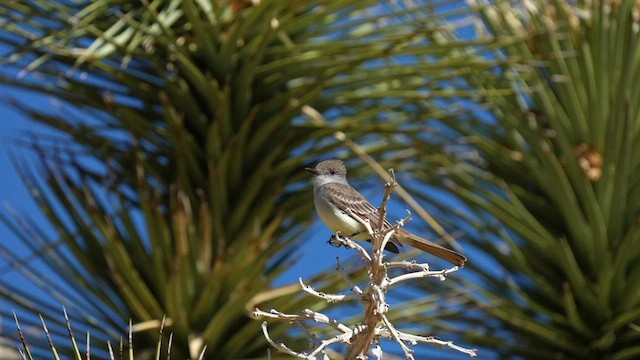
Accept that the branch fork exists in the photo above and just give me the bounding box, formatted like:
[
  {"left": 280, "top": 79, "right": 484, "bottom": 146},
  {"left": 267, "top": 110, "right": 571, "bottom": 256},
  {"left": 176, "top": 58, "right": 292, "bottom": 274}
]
[{"left": 254, "top": 169, "right": 477, "bottom": 359}]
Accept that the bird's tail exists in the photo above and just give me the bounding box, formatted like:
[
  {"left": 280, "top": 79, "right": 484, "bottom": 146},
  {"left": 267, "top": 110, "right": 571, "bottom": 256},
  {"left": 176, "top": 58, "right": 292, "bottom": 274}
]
[{"left": 396, "top": 229, "right": 466, "bottom": 267}]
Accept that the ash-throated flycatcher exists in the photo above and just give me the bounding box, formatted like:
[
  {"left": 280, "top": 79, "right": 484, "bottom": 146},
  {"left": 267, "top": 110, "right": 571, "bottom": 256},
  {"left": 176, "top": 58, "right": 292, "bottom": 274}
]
[{"left": 306, "top": 159, "right": 466, "bottom": 267}]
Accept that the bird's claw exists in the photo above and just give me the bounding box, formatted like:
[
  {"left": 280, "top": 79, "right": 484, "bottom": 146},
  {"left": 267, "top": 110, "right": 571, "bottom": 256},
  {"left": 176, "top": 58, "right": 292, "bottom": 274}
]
[{"left": 327, "top": 234, "right": 343, "bottom": 248}]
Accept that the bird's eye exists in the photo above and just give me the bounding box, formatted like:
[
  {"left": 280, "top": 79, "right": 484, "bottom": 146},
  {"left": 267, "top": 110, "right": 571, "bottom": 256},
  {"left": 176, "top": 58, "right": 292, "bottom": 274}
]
[{"left": 330, "top": 170, "right": 336, "bottom": 175}]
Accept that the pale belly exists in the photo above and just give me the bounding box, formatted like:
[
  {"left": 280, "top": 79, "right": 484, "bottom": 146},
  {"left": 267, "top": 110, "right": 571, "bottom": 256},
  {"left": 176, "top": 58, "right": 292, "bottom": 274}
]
[{"left": 314, "top": 193, "right": 366, "bottom": 237}]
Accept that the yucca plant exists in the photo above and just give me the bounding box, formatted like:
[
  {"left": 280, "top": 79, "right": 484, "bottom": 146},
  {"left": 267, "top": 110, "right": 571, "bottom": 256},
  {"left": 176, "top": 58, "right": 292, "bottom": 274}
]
[
  {"left": 12, "top": 311, "right": 195, "bottom": 360},
  {"left": 404, "top": 1, "right": 640, "bottom": 358},
  {"left": 0, "top": 1, "right": 511, "bottom": 359}
]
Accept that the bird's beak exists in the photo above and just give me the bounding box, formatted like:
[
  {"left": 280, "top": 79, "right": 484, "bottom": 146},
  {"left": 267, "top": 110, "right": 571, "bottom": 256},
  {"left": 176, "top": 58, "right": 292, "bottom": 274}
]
[{"left": 305, "top": 167, "right": 318, "bottom": 175}]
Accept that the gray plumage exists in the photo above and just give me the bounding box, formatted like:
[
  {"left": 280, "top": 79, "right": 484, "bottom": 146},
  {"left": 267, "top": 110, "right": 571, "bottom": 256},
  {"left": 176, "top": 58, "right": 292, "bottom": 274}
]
[{"left": 306, "top": 159, "right": 466, "bottom": 267}]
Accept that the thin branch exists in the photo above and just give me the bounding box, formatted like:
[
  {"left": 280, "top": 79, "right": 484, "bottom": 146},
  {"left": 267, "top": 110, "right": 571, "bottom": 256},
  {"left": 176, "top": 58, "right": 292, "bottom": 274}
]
[
  {"left": 387, "top": 267, "right": 458, "bottom": 287},
  {"left": 333, "top": 231, "right": 372, "bottom": 262},
  {"left": 253, "top": 309, "right": 352, "bottom": 334},
  {"left": 377, "top": 169, "right": 396, "bottom": 233},
  {"left": 299, "top": 278, "right": 362, "bottom": 302},
  {"left": 260, "top": 322, "right": 307, "bottom": 358},
  {"left": 255, "top": 168, "right": 475, "bottom": 358},
  {"left": 376, "top": 328, "right": 478, "bottom": 357},
  {"left": 380, "top": 314, "right": 415, "bottom": 360}
]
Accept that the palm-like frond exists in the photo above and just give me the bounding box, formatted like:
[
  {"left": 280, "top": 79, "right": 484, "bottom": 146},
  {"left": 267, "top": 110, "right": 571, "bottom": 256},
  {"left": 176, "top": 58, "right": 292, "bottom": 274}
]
[
  {"left": 410, "top": 1, "right": 640, "bottom": 358},
  {"left": 0, "top": 1, "right": 510, "bottom": 358}
]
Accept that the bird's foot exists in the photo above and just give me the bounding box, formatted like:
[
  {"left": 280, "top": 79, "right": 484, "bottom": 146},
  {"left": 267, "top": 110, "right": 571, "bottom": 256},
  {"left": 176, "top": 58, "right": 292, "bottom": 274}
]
[{"left": 327, "top": 234, "right": 344, "bottom": 248}]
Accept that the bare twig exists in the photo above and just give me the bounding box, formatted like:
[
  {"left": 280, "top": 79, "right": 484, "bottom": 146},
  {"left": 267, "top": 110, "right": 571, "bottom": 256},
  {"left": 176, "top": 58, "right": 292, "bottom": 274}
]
[
  {"left": 387, "top": 266, "right": 458, "bottom": 287},
  {"left": 254, "top": 169, "right": 476, "bottom": 359},
  {"left": 377, "top": 169, "right": 396, "bottom": 233},
  {"left": 300, "top": 278, "right": 362, "bottom": 302},
  {"left": 260, "top": 322, "right": 306, "bottom": 358}
]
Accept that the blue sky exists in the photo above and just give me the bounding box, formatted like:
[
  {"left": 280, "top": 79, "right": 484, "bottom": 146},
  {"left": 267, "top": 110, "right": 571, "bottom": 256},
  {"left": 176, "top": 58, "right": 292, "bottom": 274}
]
[
  {"left": 0, "top": 98, "right": 461, "bottom": 284},
  {"left": 0, "top": 14, "right": 483, "bottom": 355},
  {"left": 0, "top": 92, "right": 331, "bottom": 282},
  {"left": 0, "top": 89, "right": 47, "bottom": 259},
  {"left": 0, "top": 97, "right": 480, "bottom": 359}
]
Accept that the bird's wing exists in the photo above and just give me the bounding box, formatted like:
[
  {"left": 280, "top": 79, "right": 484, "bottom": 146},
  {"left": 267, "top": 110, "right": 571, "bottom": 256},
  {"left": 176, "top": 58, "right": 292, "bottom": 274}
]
[
  {"left": 321, "top": 182, "right": 393, "bottom": 228},
  {"left": 321, "top": 183, "right": 400, "bottom": 252}
]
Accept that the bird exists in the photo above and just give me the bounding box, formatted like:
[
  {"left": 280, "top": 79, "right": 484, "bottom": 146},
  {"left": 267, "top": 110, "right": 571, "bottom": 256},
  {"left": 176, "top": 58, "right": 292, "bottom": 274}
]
[{"left": 306, "top": 159, "right": 466, "bottom": 267}]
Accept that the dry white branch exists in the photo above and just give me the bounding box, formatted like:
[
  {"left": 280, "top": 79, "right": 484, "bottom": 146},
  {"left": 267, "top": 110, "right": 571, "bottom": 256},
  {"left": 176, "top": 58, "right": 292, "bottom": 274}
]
[
  {"left": 380, "top": 313, "right": 415, "bottom": 359},
  {"left": 387, "top": 266, "right": 459, "bottom": 287},
  {"left": 299, "top": 278, "right": 362, "bottom": 302},
  {"left": 333, "top": 232, "right": 372, "bottom": 262},
  {"left": 260, "top": 321, "right": 307, "bottom": 358},
  {"left": 253, "top": 308, "right": 351, "bottom": 334},
  {"left": 371, "top": 344, "right": 383, "bottom": 360},
  {"left": 385, "top": 260, "right": 429, "bottom": 271},
  {"left": 255, "top": 168, "right": 477, "bottom": 359},
  {"left": 376, "top": 328, "right": 478, "bottom": 357}
]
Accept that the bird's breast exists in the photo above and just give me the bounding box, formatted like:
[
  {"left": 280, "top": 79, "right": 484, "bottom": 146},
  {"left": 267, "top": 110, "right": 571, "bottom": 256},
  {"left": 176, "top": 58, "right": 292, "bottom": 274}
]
[{"left": 314, "top": 190, "right": 365, "bottom": 236}]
